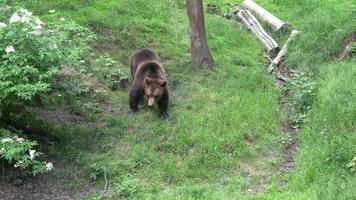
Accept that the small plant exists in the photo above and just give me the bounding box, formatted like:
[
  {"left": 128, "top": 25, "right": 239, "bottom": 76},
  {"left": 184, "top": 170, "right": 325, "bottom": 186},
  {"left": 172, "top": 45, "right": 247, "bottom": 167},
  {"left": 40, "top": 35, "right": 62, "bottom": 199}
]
[
  {"left": 292, "top": 113, "right": 307, "bottom": 129},
  {"left": 89, "top": 163, "right": 106, "bottom": 181},
  {"left": 346, "top": 156, "right": 356, "bottom": 174},
  {"left": 91, "top": 54, "right": 117, "bottom": 70},
  {"left": 76, "top": 82, "right": 91, "bottom": 96},
  {"left": 86, "top": 54, "right": 129, "bottom": 90},
  {"left": 0, "top": 129, "right": 53, "bottom": 175},
  {"left": 285, "top": 71, "right": 316, "bottom": 128},
  {"left": 84, "top": 102, "right": 102, "bottom": 114},
  {"left": 90, "top": 55, "right": 129, "bottom": 90},
  {"left": 289, "top": 71, "right": 316, "bottom": 112},
  {"left": 115, "top": 175, "right": 139, "bottom": 197},
  {"left": 108, "top": 68, "right": 129, "bottom": 90},
  {"left": 280, "top": 134, "right": 293, "bottom": 146},
  {"left": 101, "top": 55, "right": 116, "bottom": 67}
]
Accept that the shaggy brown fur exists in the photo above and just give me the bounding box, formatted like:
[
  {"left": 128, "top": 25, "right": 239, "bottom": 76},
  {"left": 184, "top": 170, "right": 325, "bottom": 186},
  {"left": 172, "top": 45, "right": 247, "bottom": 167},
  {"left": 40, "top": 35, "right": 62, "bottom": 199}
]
[{"left": 129, "top": 48, "right": 169, "bottom": 118}]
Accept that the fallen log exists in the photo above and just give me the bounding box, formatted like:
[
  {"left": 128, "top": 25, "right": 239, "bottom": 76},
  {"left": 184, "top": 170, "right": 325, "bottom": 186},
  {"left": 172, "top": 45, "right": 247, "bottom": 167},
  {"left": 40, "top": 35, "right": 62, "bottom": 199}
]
[
  {"left": 241, "top": 0, "right": 288, "bottom": 32},
  {"left": 338, "top": 32, "right": 355, "bottom": 60},
  {"left": 268, "top": 30, "right": 299, "bottom": 73},
  {"left": 234, "top": 7, "right": 279, "bottom": 57}
]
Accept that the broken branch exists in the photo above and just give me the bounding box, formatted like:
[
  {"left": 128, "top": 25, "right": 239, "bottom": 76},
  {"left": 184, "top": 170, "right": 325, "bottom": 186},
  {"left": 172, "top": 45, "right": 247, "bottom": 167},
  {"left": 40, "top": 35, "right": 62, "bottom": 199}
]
[
  {"left": 268, "top": 30, "right": 299, "bottom": 73},
  {"left": 338, "top": 32, "right": 355, "bottom": 60}
]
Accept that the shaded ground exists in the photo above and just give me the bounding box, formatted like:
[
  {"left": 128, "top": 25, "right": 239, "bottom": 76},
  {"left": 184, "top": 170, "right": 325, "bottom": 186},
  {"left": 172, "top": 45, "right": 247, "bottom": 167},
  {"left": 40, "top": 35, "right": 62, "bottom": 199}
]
[
  {"left": 25, "top": 107, "right": 96, "bottom": 130},
  {"left": 0, "top": 162, "right": 98, "bottom": 200},
  {"left": 279, "top": 122, "right": 299, "bottom": 173}
]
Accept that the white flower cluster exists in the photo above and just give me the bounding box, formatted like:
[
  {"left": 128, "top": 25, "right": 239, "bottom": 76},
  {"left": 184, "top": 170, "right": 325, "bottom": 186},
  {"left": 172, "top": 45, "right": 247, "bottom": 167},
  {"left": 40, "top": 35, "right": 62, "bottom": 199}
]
[
  {"left": 46, "top": 162, "right": 54, "bottom": 171},
  {"left": 9, "top": 8, "right": 32, "bottom": 24},
  {"left": 2, "top": 8, "right": 43, "bottom": 36},
  {"left": 1, "top": 137, "right": 14, "bottom": 143},
  {"left": 29, "top": 149, "right": 36, "bottom": 160},
  {"left": 0, "top": 22, "right": 6, "bottom": 28},
  {"left": 0, "top": 146, "right": 54, "bottom": 171},
  {"left": 1, "top": 7, "right": 66, "bottom": 55},
  {"left": 1, "top": 8, "right": 46, "bottom": 54},
  {"left": 1, "top": 136, "right": 25, "bottom": 143},
  {"left": 14, "top": 136, "right": 25, "bottom": 142},
  {"left": 14, "top": 161, "right": 21, "bottom": 168},
  {"left": 5, "top": 45, "right": 15, "bottom": 53}
]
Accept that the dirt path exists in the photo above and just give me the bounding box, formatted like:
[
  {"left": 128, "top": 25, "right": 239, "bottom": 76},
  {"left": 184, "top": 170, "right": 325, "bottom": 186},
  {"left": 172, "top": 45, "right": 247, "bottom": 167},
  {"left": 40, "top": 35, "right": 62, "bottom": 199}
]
[
  {"left": 279, "top": 107, "right": 299, "bottom": 173},
  {"left": 272, "top": 65, "right": 300, "bottom": 174}
]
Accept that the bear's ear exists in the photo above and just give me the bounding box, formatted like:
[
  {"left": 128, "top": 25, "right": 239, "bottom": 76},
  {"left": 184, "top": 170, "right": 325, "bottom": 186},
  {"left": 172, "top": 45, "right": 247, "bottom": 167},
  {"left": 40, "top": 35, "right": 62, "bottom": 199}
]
[{"left": 160, "top": 80, "right": 167, "bottom": 87}]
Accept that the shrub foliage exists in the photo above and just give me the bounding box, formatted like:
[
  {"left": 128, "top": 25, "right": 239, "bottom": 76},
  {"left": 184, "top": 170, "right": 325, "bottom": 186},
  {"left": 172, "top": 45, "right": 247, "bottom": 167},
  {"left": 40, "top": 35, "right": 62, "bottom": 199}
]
[{"left": 0, "top": 6, "right": 94, "bottom": 175}]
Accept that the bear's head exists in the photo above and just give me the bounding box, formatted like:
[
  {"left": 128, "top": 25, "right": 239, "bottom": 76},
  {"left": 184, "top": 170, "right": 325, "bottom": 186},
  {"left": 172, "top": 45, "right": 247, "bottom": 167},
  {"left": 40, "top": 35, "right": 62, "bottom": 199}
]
[{"left": 144, "top": 77, "right": 167, "bottom": 106}]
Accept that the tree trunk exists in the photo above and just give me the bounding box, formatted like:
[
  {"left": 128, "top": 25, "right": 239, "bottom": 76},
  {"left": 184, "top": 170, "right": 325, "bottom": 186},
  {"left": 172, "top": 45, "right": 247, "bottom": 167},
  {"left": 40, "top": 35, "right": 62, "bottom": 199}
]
[{"left": 186, "top": 0, "right": 214, "bottom": 68}]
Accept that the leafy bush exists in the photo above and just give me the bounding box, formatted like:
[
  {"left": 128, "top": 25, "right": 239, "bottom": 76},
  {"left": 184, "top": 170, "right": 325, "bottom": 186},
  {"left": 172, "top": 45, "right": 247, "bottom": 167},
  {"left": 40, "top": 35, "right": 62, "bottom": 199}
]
[
  {"left": 0, "top": 6, "right": 94, "bottom": 175},
  {"left": 0, "top": 6, "right": 94, "bottom": 109}
]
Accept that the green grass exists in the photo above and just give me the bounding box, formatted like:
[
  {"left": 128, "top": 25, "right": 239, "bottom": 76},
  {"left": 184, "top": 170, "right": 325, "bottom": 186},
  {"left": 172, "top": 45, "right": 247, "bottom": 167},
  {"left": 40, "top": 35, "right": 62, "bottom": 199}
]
[
  {"left": 254, "top": 61, "right": 356, "bottom": 200},
  {"left": 292, "top": 62, "right": 356, "bottom": 200},
  {"left": 6, "top": 0, "right": 356, "bottom": 199},
  {"left": 242, "top": 1, "right": 355, "bottom": 199},
  {"left": 245, "top": 0, "right": 355, "bottom": 73}
]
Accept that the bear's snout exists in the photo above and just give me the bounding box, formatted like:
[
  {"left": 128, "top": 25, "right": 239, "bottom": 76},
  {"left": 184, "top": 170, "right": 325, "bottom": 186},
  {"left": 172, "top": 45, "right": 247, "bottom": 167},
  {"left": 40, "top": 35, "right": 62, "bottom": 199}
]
[{"left": 148, "top": 96, "right": 155, "bottom": 106}]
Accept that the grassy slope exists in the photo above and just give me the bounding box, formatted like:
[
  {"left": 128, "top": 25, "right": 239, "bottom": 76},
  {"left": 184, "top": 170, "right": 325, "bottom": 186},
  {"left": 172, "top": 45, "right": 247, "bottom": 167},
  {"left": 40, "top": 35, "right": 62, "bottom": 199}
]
[
  {"left": 211, "top": 0, "right": 355, "bottom": 199},
  {"left": 254, "top": 62, "right": 356, "bottom": 200},
  {"left": 11, "top": 0, "right": 356, "bottom": 199},
  {"left": 247, "top": 1, "right": 356, "bottom": 199},
  {"left": 260, "top": 62, "right": 356, "bottom": 200},
  {"left": 13, "top": 0, "right": 282, "bottom": 199}
]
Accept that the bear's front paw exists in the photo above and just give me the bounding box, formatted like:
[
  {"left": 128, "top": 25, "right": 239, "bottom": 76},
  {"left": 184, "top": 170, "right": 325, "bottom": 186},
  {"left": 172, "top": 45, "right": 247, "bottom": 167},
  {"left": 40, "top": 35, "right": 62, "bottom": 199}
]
[
  {"left": 129, "top": 108, "right": 139, "bottom": 114},
  {"left": 160, "top": 112, "right": 169, "bottom": 119}
]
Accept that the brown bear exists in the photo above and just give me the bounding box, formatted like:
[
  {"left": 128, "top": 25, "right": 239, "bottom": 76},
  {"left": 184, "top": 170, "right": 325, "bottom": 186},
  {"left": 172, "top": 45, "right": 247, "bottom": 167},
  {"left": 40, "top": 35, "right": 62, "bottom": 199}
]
[{"left": 129, "top": 48, "right": 169, "bottom": 118}]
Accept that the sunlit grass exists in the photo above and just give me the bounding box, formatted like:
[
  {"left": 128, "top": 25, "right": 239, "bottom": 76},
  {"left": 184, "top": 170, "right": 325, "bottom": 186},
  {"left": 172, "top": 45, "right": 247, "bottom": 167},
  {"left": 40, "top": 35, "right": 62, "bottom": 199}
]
[{"left": 10, "top": 0, "right": 356, "bottom": 199}]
